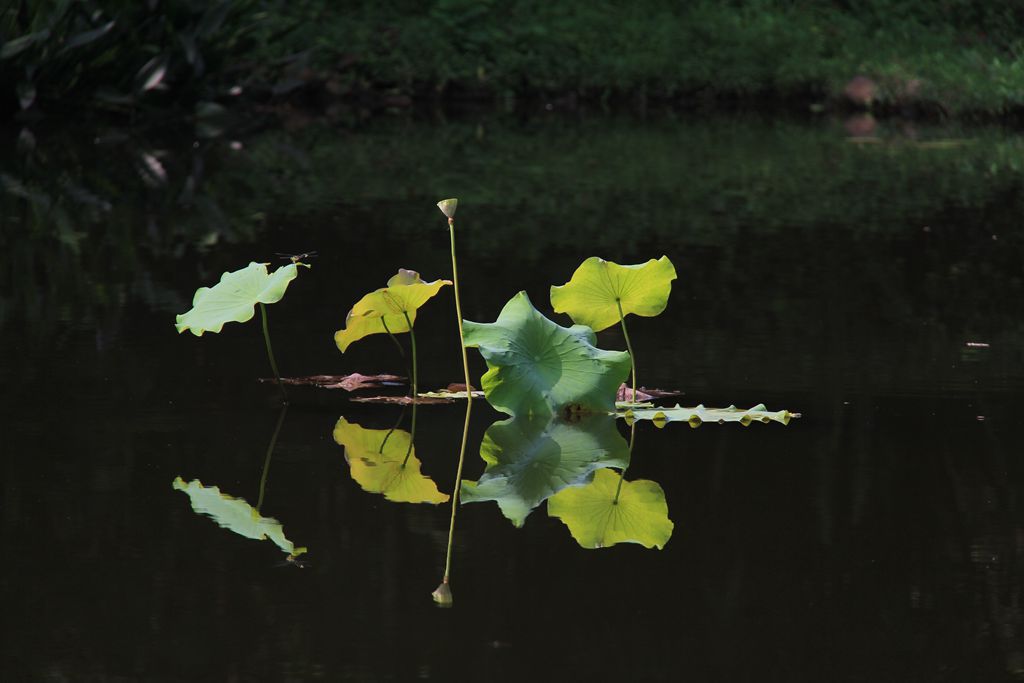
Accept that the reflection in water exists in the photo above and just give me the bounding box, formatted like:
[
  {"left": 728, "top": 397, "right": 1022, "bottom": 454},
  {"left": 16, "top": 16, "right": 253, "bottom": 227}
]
[
  {"left": 460, "top": 413, "right": 629, "bottom": 527},
  {"left": 333, "top": 406, "right": 449, "bottom": 504}
]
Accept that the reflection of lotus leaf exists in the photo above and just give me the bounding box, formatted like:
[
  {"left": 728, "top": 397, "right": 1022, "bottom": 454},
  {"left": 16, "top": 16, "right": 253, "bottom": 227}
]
[
  {"left": 175, "top": 262, "right": 300, "bottom": 336},
  {"left": 550, "top": 256, "right": 677, "bottom": 332},
  {"left": 462, "top": 291, "right": 631, "bottom": 418},
  {"left": 333, "top": 418, "right": 449, "bottom": 504},
  {"left": 548, "top": 469, "right": 673, "bottom": 549},
  {"left": 621, "top": 403, "right": 797, "bottom": 427},
  {"left": 460, "top": 414, "right": 629, "bottom": 527},
  {"left": 334, "top": 269, "right": 450, "bottom": 352},
  {"left": 172, "top": 477, "right": 306, "bottom": 556}
]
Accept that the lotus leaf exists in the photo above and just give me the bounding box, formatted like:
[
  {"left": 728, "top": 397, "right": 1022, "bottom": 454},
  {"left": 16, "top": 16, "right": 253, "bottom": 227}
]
[
  {"left": 550, "top": 255, "right": 677, "bottom": 332},
  {"left": 462, "top": 291, "right": 631, "bottom": 418},
  {"left": 172, "top": 477, "right": 307, "bottom": 556},
  {"left": 460, "top": 414, "right": 629, "bottom": 527},
  {"left": 175, "top": 261, "right": 300, "bottom": 336},
  {"left": 333, "top": 418, "right": 449, "bottom": 504},
  {"left": 334, "top": 269, "right": 451, "bottom": 352},
  {"left": 621, "top": 403, "right": 798, "bottom": 427},
  {"left": 548, "top": 468, "right": 673, "bottom": 549}
]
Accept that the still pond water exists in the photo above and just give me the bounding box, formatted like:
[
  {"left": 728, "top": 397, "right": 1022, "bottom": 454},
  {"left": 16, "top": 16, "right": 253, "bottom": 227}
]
[{"left": 3, "top": 110, "right": 1024, "bottom": 682}]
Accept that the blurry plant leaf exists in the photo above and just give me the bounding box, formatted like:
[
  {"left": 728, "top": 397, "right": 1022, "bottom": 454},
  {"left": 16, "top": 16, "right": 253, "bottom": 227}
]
[
  {"left": 58, "top": 20, "right": 115, "bottom": 53},
  {"left": 137, "top": 152, "right": 167, "bottom": 186},
  {"left": 270, "top": 373, "right": 405, "bottom": 391},
  {"left": 197, "top": 1, "right": 233, "bottom": 38},
  {"left": 620, "top": 403, "right": 799, "bottom": 427},
  {"left": 462, "top": 291, "right": 631, "bottom": 418},
  {"left": 333, "top": 418, "right": 449, "bottom": 504},
  {"left": 93, "top": 87, "right": 134, "bottom": 107},
  {"left": 548, "top": 469, "right": 673, "bottom": 549},
  {"left": 550, "top": 256, "right": 677, "bottom": 332},
  {"left": 175, "top": 261, "right": 300, "bottom": 336},
  {"left": 136, "top": 54, "right": 169, "bottom": 92},
  {"left": 460, "top": 414, "right": 629, "bottom": 527},
  {"left": 17, "top": 81, "right": 36, "bottom": 110},
  {"left": 334, "top": 269, "right": 450, "bottom": 352},
  {"left": 1, "top": 30, "right": 51, "bottom": 60},
  {"left": 172, "top": 477, "right": 307, "bottom": 557}
]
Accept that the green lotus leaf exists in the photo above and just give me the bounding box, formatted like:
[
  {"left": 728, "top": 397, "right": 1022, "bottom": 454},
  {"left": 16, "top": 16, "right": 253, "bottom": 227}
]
[
  {"left": 333, "top": 417, "right": 449, "bottom": 504},
  {"left": 334, "top": 269, "right": 451, "bottom": 352},
  {"left": 462, "top": 291, "right": 632, "bottom": 418},
  {"left": 548, "top": 468, "right": 673, "bottom": 549},
  {"left": 460, "top": 414, "right": 629, "bottom": 527},
  {"left": 175, "top": 261, "right": 300, "bottom": 336},
  {"left": 621, "top": 403, "right": 798, "bottom": 427},
  {"left": 550, "top": 255, "right": 677, "bottom": 332},
  {"left": 172, "top": 477, "right": 307, "bottom": 557}
]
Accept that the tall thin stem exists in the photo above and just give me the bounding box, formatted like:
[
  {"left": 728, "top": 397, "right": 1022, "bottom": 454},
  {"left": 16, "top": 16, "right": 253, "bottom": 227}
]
[
  {"left": 402, "top": 311, "right": 418, "bottom": 400},
  {"left": 448, "top": 217, "right": 472, "bottom": 396},
  {"left": 616, "top": 298, "right": 637, "bottom": 404},
  {"left": 381, "top": 318, "right": 413, "bottom": 394},
  {"left": 256, "top": 403, "right": 289, "bottom": 512},
  {"left": 436, "top": 395, "right": 472, "bottom": 605},
  {"left": 259, "top": 302, "right": 287, "bottom": 403},
  {"left": 613, "top": 421, "right": 636, "bottom": 505},
  {"left": 403, "top": 401, "right": 418, "bottom": 467}
]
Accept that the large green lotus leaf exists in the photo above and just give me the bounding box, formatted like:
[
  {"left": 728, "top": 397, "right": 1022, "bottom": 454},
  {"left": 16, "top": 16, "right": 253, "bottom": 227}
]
[
  {"left": 332, "top": 417, "right": 449, "bottom": 504},
  {"left": 460, "top": 414, "right": 629, "bottom": 527},
  {"left": 335, "top": 269, "right": 451, "bottom": 352},
  {"left": 462, "top": 291, "right": 631, "bottom": 418},
  {"left": 175, "top": 262, "right": 299, "bottom": 336},
  {"left": 548, "top": 468, "right": 673, "bottom": 549},
  {"left": 550, "top": 256, "right": 677, "bottom": 332},
  {"left": 172, "top": 477, "right": 306, "bottom": 556},
  {"left": 621, "top": 403, "right": 798, "bottom": 427}
]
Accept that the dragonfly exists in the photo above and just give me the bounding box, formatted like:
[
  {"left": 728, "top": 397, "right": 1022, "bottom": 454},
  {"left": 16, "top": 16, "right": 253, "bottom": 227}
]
[{"left": 276, "top": 251, "right": 318, "bottom": 265}]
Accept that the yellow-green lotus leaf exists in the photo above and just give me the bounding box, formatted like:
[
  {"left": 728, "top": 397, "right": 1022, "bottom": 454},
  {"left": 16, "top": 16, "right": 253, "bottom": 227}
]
[
  {"left": 172, "top": 477, "right": 307, "bottom": 557},
  {"left": 333, "top": 417, "right": 449, "bottom": 504},
  {"left": 547, "top": 468, "right": 673, "bottom": 549},
  {"left": 334, "top": 269, "right": 451, "bottom": 352},
  {"left": 175, "top": 261, "right": 300, "bottom": 336},
  {"left": 550, "top": 256, "right": 677, "bottom": 332}
]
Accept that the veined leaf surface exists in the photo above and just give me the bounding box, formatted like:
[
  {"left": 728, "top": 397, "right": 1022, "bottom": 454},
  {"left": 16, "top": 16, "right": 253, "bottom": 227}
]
[
  {"left": 174, "top": 261, "right": 299, "bottom": 336},
  {"left": 550, "top": 255, "right": 677, "bottom": 332},
  {"left": 172, "top": 477, "right": 306, "bottom": 556},
  {"left": 333, "top": 418, "right": 449, "bottom": 504},
  {"left": 548, "top": 468, "right": 673, "bottom": 549},
  {"left": 460, "top": 414, "right": 629, "bottom": 527},
  {"left": 462, "top": 291, "right": 631, "bottom": 418},
  {"left": 335, "top": 269, "right": 450, "bottom": 352}
]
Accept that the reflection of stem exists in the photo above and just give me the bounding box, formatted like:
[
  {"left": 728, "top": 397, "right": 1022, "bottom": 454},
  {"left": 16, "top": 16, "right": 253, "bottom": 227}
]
[
  {"left": 448, "top": 217, "right": 472, "bottom": 399},
  {"left": 613, "top": 421, "right": 636, "bottom": 505},
  {"left": 379, "top": 405, "right": 407, "bottom": 455},
  {"left": 403, "top": 311, "right": 418, "bottom": 400},
  {"left": 438, "top": 395, "right": 473, "bottom": 603},
  {"left": 259, "top": 302, "right": 287, "bottom": 403},
  {"left": 257, "top": 403, "right": 289, "bottom": 512},
  {"left": 402, "top": 401, "right": 418, "bottom": 468},
  {"left": 381, "top": 318, "right": 413, "bottom": 396},
  {"left": 616, "top": 299, "right": 637, "bottom": 404}
]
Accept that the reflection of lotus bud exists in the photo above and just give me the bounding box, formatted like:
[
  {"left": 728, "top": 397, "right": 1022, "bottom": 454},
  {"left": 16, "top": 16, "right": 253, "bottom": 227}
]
[
  {"left": 432, "top": 580, "right": 453, "bottom": 607},
  {"left": 436, "top": 198, "right": 458, "bottom": 219}
]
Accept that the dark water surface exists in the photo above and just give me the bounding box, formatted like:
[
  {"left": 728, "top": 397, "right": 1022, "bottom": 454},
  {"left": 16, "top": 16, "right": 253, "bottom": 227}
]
[{"left": 3, "top": 111, "right": 1024, "bottom": 682}]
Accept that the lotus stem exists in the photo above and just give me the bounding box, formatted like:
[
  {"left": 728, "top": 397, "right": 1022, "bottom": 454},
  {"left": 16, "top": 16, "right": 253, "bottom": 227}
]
[
  {"left": 256, "top": 403, "right": 289, "bottom": 512},
  {"left": 403, "top": 401, "right": 418, "bottom": 468},
  {"left": 616, "top": 299, "right": 637, "bottom": 404},
  {"left": 446, "top": 217, "right": 472, "bottom": 399},
  {"left": 259, "top": 302, "right": 287, "bottom": 403},
  {"left": 381, "top": 318, "right": 413, "bottom": 395},
  {"left": 437, "top": 394, "right": 473, "bottom": 605},
  {"left": 402, "top": 311, "right": 418, "bottom": 400},
  {"left": 613, "top": 421, "right": 636, "bottom": 505}
]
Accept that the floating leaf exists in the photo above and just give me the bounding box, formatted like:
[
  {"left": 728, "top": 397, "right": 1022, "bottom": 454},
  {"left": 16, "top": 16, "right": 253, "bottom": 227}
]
[
  {"left": 548, "top": 469, "right": 673, "bottom": 549},
  {"left": 550, "top": 256, "right": 677, "bottom": 332},
  {"left": 172, "top": 477, "right": 307, "bottom": 557},
  {"left": 462, "top": 291, "right": 631, "bottom": 418},
  {"left": 333, "top": 418, "right": 449, "bottom": 504},
  {"left": 460, "top": 414, "right": 629, "bottom": 527},
  {"left": 621, "top": 403, "right": 799, "bottom": 427},
  {"left": 334, "top": 269, "right": 450, "bottom": 352},
  {"left": 175, "top": 262, "right": 300, "bottom": 336},
  {"left": 263, "top": 373, "right": 405, "bottom": 391}
]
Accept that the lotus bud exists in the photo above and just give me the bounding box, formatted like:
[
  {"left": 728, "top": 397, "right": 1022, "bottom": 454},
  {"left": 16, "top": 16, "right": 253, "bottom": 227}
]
[{"left": 436, "top": 198, "right": 458, "bottom": 220}]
